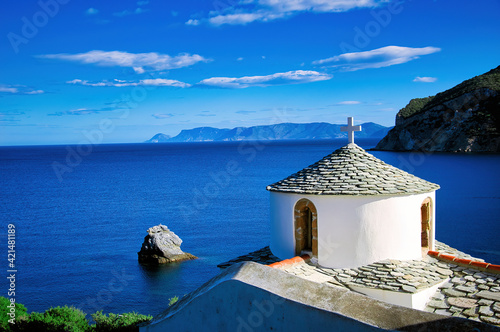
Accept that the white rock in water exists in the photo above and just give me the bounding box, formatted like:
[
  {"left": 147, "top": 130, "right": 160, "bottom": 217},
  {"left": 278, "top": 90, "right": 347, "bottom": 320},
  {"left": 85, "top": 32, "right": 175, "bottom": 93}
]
[{"left": 138, "top": 224, "right": 196, "bottom": 264}]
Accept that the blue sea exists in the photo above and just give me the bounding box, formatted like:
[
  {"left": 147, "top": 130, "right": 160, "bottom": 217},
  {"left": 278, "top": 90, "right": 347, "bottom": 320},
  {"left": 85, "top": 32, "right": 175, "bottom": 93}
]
[{"left": 1, "top": 139, "right": 499, "bottom": 317}]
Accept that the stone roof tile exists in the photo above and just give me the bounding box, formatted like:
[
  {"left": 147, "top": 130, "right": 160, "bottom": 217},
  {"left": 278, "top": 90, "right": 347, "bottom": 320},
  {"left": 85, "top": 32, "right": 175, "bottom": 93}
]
[{"left": 267, "top": 143, "right": 440, "bottom": 196}]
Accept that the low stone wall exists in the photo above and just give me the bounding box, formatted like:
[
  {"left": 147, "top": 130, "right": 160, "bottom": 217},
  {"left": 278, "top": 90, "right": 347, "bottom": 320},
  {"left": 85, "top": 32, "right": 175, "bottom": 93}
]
[{"left": 428, "top": 250, "right": 500, "bottom": 274}]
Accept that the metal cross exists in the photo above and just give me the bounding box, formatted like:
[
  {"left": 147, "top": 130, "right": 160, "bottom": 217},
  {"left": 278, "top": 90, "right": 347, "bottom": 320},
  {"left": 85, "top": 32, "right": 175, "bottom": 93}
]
[{"left": 341, "top": 117, "right": 362, "bottom": 144}]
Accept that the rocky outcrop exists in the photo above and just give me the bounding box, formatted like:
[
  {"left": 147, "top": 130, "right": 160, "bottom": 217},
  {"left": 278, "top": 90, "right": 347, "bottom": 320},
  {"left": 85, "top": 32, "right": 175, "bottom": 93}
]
[
  {"left": 376, "top": 66, "right": 500, "bottom": 153},
  {"left": 138, "top": 225, "right": 196, "bottom": 264},
  {"left": 145, "top": 133, "right": 171, "bottom": 143}
]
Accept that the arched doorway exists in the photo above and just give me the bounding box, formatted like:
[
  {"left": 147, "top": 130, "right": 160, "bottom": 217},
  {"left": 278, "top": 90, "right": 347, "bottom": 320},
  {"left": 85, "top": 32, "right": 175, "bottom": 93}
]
[
  {"left": 421, "top": 198, "right": 432, "bottom": 256},
  {"left": 294, "top": 199, "right": 318, "bottom": 258}
]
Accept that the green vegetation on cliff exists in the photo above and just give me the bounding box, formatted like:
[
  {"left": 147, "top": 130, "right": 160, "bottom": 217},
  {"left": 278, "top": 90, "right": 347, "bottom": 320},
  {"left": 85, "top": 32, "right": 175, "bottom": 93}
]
[
  {"left": 399, "top": 65, "right": 500, "bottom": 119},
  {"left": 398, "top": 96, "right": 435, "bottom": 119}
]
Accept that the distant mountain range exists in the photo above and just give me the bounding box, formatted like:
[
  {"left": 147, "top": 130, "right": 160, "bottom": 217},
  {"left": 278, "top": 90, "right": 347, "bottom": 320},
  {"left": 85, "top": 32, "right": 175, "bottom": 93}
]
[{"left": 145, "top": 122, "right": 392, "bottom": 143}]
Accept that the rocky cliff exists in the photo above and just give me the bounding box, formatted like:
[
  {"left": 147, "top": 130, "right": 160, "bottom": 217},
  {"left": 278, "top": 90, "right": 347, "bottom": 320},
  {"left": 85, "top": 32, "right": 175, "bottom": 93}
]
[
  {"left": 147, "top": 133, "right": 171, "bottom": 143},
  {"left": 376, "top": 66, "right": 500, "bottom": 152}
]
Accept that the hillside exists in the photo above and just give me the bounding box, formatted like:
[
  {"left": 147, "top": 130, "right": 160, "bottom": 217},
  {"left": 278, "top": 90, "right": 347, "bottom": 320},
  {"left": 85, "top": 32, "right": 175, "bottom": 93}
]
[
  {"left": 147, "top": 133, "right": 171, "bottom": 143},
  {"left": 398, "top": 66, "right": 500, "bottom": 120},
  {"left": 376, "top": 66, "right": 500, "bottom": 152},
  {"left": 145, "top": 122, "right": 392, "bottom": 143}
]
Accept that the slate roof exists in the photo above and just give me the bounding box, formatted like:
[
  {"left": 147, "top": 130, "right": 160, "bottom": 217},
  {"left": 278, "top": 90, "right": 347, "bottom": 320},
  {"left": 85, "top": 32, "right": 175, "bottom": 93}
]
[
  {"left": 217, "top": 247, "right": 280, "bottom": 269},
  {"left": 266, "top": 143, "right": 440, "bottom": 195},
  {"left": 218, "top": 242, "right": 500, "bottom": 327},
  {"left": 278, "top": 243, "right": 500, "bottom": 327}
]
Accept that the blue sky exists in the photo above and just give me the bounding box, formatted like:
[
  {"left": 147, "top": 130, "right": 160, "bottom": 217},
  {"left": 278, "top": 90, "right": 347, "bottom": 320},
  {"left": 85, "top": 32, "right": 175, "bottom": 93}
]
[{"left": 1, "top": 0, "right": 499, "bottom": 145}]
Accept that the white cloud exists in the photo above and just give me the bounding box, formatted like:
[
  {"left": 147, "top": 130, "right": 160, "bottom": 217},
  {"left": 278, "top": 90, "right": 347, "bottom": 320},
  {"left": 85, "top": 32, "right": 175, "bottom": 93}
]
[
  {"left": 338, "top": 100, "right": 361, "bottom": 105},
  {"left": 67, "top": 108, "right": 99, "bottom": 115},
  {"left": 200, "top": 0, "right": 387, "bottom": 26},
  {"left": 313, "top": 46, "right": 441, "bottom": 71},
  {"left": 48, "top": 108, "right": 101, "bottom": 116},
  {"left": 67, "top": 79, "right": 106, "bottom": 87},
  {"left": 67, "top": 78, "right": 191, "bottom": 88},
  {"left": 197, "top": 111, "right": 216, "bottom": 117},
  {"left": 259, "top": 0, "right": 383, "bottom": 12},
  {"left": 186, "top": 19, "right": 201, "bottom": 26},
  {"left": 140, "top": 79, "right": 191, "bottom": 87},
  {"left": 0, "top": 86, "right": 18, "bottom": 93},
  {"left": 237, "top": 57, "right": 244, "bottom": 61},
  {"left": 48, "top": 104, "right": 132, "bottom": 116},
  {"left": 152, "top": 113, "right": 174, "bottom": 119},
  {"left": 113, "top": 10, "right": 132, "bottom": 17},
  {"left": 39, "top": 50, "right": 210, "bottom": 73},
  {"left": 236, "top": 110, "right": 256, "bottom": 114},
  {"left": 134, "top": 8, "right": 148, "bottom": 14},
  {"left": 113, "top": 1, "right": 149, "bottom": 17},
  {"left": 197, "top": 70, "right": 332, "bottom": 88},
  {"left": 209, "top": 12, "right": 276, "bottom": 26},
  {"left": 86, "top": 8, "right": 99, "bottom": 15},
  {"left": 24, "top": 90, "right": 44, "bottom": 95},
  {"left": 133, "top": 67, "right": 146, "bottom": 74},
  {"left": 413, "top": 76, "right": 437, "bottom": 83},
  {"left": 0, "top": 84, "right": 44, "bottom": 95},
  {"left": 0, "top": 110, "right": 26, "bottom": 120},
  {"left": 113, "top": 7, "right": 149, "bottom": 17}
]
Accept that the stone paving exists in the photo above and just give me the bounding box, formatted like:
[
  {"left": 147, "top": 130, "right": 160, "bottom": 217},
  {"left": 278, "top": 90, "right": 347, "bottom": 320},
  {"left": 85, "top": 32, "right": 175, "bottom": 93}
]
[
  {"left": 426, "top": 268, "right": 500, "bottom": 325},
  {"left": 286, "top": 254, "right": 452, "bottom": 294},
  {"left": 218, "top": 241, "right": 500, "bottom": 327}
]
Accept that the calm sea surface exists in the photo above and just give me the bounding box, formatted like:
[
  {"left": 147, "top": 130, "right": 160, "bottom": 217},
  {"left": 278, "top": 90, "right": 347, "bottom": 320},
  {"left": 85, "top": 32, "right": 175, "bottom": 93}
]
[{"left": 1, "top": 139, "right": 499, "bottom": 316}]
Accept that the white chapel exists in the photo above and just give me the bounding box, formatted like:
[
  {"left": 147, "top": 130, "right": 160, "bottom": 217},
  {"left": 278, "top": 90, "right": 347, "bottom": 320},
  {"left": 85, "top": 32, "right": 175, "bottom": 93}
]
[
  {"left": 266, "top": 117, "right": 440, "bottom": 269},
  {"left": 143, "top": 118, "right": 500, "bottom": 331}
]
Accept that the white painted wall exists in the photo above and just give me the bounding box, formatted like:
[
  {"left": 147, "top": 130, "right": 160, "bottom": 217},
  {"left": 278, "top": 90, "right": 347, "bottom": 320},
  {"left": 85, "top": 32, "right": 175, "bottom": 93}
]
[
  {"left": 349, "top": 279, "right": 448, "bottom": 310},
  {"left": 269, "top": 192, "right": 295, "bottom": 259},
  {"left": 269, "top": 191, "right": 436, "bottom": 269}
]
